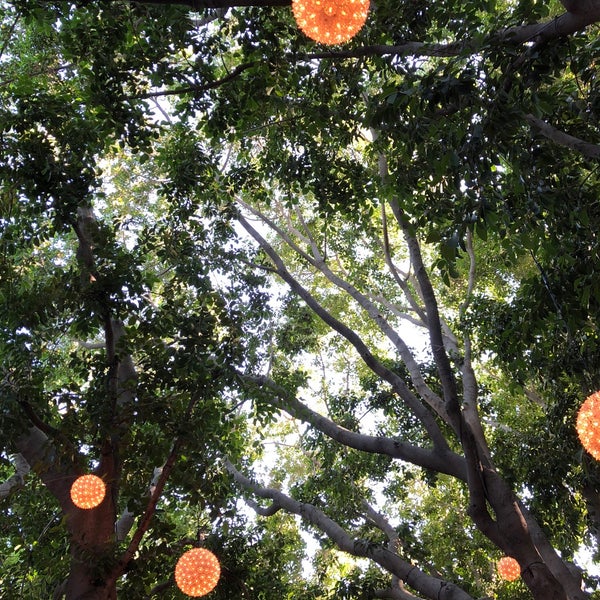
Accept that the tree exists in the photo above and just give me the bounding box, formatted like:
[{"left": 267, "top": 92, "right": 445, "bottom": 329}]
[{"left": 1, "top": 0, "right": 600, "bottom": 599}]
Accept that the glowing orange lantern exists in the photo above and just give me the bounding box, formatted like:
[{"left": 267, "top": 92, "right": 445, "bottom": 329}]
[
  {"left": 497, "top": 556, "right": 520, "bottom": 581},
  {"left": 175, "top": 548, "right": 221, "bottom": 597},
  {"left": 292, "top": 0, "right": 369, "bottom": 45},
  {"left": 70, "top": 474, "right": 106, "bottom": 510},
  {"left": 577, "top": 391, "right": 600, "bottom": 460}
]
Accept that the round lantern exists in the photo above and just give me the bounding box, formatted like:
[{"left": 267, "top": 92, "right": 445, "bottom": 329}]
[
  {"left": 497, "top": 556, "right": 520, "bottom": 581},
  {"left": 292, "top": 0, "right": 369, "bottom": 45},
  {"left": 70, "top": 474, "right": 106, "bottom": 510},
  {"left": 577, "top": 391, "right": 600, "bottom": 460},
  {"left": 175, "top": 548, "right": 221, "bottom": 597}
]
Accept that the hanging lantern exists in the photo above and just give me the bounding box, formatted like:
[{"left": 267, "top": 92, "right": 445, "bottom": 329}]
[
  {"left": 577, "top": 391, "right": 600, "bottom": 460},
  {"left": 175, "top": 548, "right": 221, "bottom": 597},
  {"left": 292, "top": 0, "right": 369, "bottom": 45},
  {"left": 70, "top": 474, "right": 106, "bottom": 510},
  {"left": 497, "top": 556, "right": 520, "bottom": 581}
]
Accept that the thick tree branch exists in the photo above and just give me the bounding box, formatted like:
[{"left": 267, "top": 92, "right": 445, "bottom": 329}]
[
  {"left": 235, "top": 211, "right": 452, "bottom": 450},
  {"left": 106, "top": 395, "right": 198, "bottom": 586},
  {"left": 362, "top": 499, "right": 418, "bottom": 599},
  {"left": 387, "top": 200, "right": 461, "bottom": 430},
  {"left": 303, "top": 6, "right": 600, "bottom": 60},
  {"left": 525, "top": 114, "right": 600, "bottom": 159},
  {"left": 15, "top": 427, "right": 73, "bottom": 510},
  {"left": 377, "top": 156, "right": 460, "bottom": 360},
  {"left": 225, "top": 459, "right": 476, "bottom": 600},
  {"left": 239, "top": 199, "right": 445, "bottom": 419},
  {"left": 239, "top": 373, "right": 467, "bottom": 480},
  {"left": 101, "top": 0, "right": 600, "bottom": 67},
  {"left": 380, "top": 201, "right": 428, "bottom": 327},
  {"left": 517, "top": 498, "right": 585, "bottom": 600},
  {"left": 384, "top": 187, "right": 569, "bottom": 600},
  {"left": 374, "top": 588, "right": 423, "bottom": 600},
  {"left": 362, "top": 499, "right": 401, "bottom": 549}
]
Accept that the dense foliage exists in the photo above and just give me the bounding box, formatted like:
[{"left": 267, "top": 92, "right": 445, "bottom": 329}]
[{"left": 1, "top": 0, "right": 600, "bottom": 599}]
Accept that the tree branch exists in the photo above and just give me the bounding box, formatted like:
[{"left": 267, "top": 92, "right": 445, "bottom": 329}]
[
  {"left": 387, "top": 200, "right": 461, "bottom": 428},
  {"left": 0, "top": 453, "right": 30, "bottom": 499},
  {"left": 235, "top": 211, "right": 452, "bottom": 450},
  {"left": 239, "top": 373, "right": 467, "bottom": 480},
  {"left": 374, "top": 588, "right": 423, "bottom": 600},
  {"left": 362, "top": 499, "right": 416, "bottom": 598},
  {"left": 125, "top": 0, "right": 600, "bottom": 34},
  {"left": 133, "top": 61, "right": 256, "bottom": 100},
  {"left": 239, "top": 199, "right": 445, "bottom": 420},
  {"left": 114, "top": 466, "right": 163, "bottom": 542},
  {"left": 225, "top": 459, "right": 476, "bottom": 600},
  {"left": 302, "top": 5, "right": 600, "bottom": 61},
  {"left": 380, "top": 201, "right": 428, "bottom": 327},
  {"left": 14, "top": 427, "right": 74, "bottom": 510},
  {"left": 459, "top": 232, "right": 492, "bottom": 464},
  {"left": 525, "top": 114, "right": 600, "bottom": 159},
  {"left": 106, "top": 397, "right": 197, "bottom": 585}
]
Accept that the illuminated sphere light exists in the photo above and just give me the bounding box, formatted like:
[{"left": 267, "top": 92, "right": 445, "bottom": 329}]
[
  {"left": 292, "top": 0, "right": 369, "bottom": 45},
  {"left": 497, "top": 556, "right": 520, "bottom": 581},
  {"left": 577, "top": 391, "right": 600, "bottom": 460},
  {"left": 70, "top": 474, "right": 106, "bottom": 510},
  {"left": 175, "top": 548, "right": 221, "bottom": 597}
]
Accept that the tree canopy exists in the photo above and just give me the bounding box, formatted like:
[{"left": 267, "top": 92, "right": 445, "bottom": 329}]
[{"left": 1, "top": 0, "right": 600, "bottom": 599}]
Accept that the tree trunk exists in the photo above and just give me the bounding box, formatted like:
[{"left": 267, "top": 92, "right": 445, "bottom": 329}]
[{"left": 63, "top": 510, "right": 119, "bottom": 599}]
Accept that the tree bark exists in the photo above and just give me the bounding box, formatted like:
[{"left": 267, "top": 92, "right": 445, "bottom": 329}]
[
  {"left": 226, "top": 459, "right": 477, "bottom": 600},
  {"left": 525, "top": 114, "right": 600, "bottom": 160},
  {"left": 15, "top": 427, "right": 119, "bottom": 600},
  {"left": 0, "top": 453, "right": 30, "bottom": 498},
  {"left": 240, "top": 373, "right": 468, "bottom": 480}
]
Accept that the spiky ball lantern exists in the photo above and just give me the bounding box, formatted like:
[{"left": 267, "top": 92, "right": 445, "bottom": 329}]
[
  {"left": 70, "top": 475, "right": 106, "bottom": 510},
  {"left": 175, "top": 548, "right": 221, "bottom": 597},
  {"left": 292, "top": 0, "right": 369, "bottom": 45},
  {"left": 497, "top": 556, "right": 520, "bottom": 581},
  {"left": 577, "top": 391, "right": 600, "bottom": 460}
]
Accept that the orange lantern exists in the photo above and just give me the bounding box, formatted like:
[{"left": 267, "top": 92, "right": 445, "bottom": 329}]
[
  {"left": 497, "top": 556, "right": 520, "bottom": 581},
  {"left": 577, "top": 391, "right": 600, "bottom": 460},
  {"left": 292, "top": 0, "right": 369, "bottom": 45},
  {"left": 175, "top": 548, "right": 221, "bottom": 597},
  {"left": 70, "top": 474, "right": 106, "bottom": 510}
]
